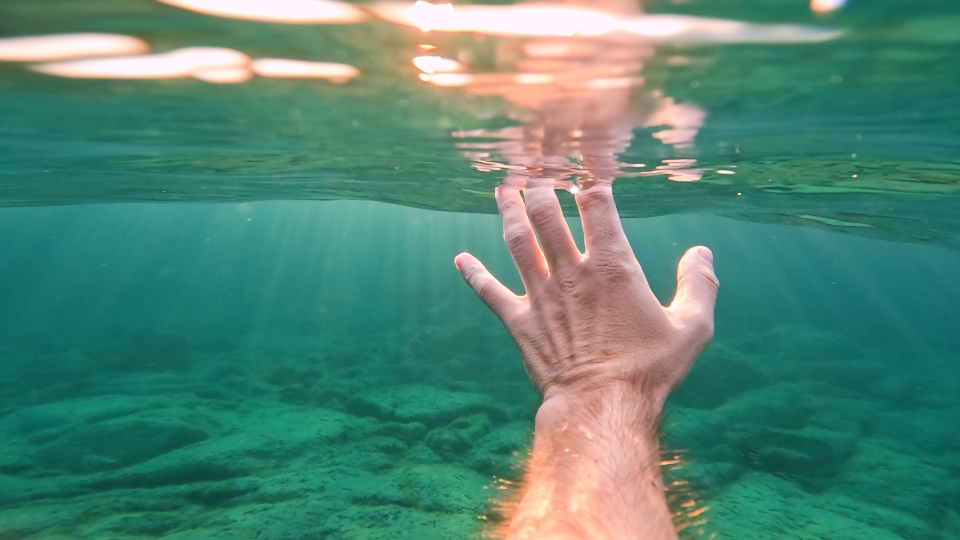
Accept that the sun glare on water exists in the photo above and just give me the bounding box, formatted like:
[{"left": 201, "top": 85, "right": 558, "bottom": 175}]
[
  {"left": 156, "top": 0, "right": 367, "bottom": 24},
  {"left": 28, "top": 47, "right": 360, "bottom": 84},
  {"left": 0, "top": 34, "right": 149, "bottom": 62}
]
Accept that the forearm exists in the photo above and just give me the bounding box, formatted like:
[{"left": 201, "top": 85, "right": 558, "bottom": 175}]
[{"left": 505, "top": 383, "right": 677, "bottom": 540}]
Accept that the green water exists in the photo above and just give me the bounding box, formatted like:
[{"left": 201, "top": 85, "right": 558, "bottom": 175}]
[{"left": 1, "top": 0, "right": 959, "bottom": 538}]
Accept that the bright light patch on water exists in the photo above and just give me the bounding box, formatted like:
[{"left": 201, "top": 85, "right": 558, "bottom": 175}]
[
  {"left": 0, "top": 34, "right": 149, "bottom": 62},
  {"left": 583, "top": 76, "right": 643, "bottom": 89},
  {"left": 377, "top": 2, "right": 636, "bottom": 37},
  {"left": 811, "top": 0, "right": 847, "bottom": 13},
  {"left": 652, "top": 128, "right": 699, "bottom": 145},
  {"left": 412, "top": 56, "right": 463, "bottom": 74},
  {"left": 30, "top": 49, "right": 361, "bottom": 84},
  {"left": 252, "top": 59, "right": 360, "bottom": 81},
  {"left": 157, "top": 0, "right": 367, "bottom": 24},
  {"left": 418, "top": 72, "right": 473, "bottom": 87},
  {"left": 652, "top": 159, "right": 703, "bottom": 182},
  {"left": 192, "top": 65, "right": 254, "bottom": 84},
  {"left": 370, "top": 2, "right": 842, "bottom": 43},
  {"left": 405, "top": 1, "right": 456, "bottom": 32},
  {"left": 30, "top": 47, "right": 250, "bottom": 81},
  {"left": 513, "top": 73, "right": 555, "bottom": 85}
]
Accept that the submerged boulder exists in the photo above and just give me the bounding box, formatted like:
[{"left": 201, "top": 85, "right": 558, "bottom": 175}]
[
  {"left": 724, "top": 425, "right": 857, "bottom": 491},
  {"left": 425, "top": 413, "right": 492, "bottom": 461},
  {"left": 34, "top": 416, "right": 208, "bottom": 474}
]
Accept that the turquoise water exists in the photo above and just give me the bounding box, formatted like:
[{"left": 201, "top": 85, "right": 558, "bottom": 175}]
[{"left": 1, "top": 0, "right": 959, "bottom": 538}]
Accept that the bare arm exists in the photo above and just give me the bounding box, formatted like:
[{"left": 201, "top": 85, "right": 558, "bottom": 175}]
[{"left": 454, "top": 183, "right": 718, "bottom": 540}]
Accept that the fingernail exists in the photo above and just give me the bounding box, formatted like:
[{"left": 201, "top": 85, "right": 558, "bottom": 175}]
[
  {"left": 494, "top": 186, "right": 501, "bottom": 198},
  {"left": 696, "top": 246, "right": 714, "bottom": 265}
]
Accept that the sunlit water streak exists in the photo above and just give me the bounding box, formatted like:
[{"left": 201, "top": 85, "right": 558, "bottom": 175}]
[
  {"left": 30, "top": 47, "right": 253, "bottom": 81},
  {"left": 0, "top": 33, "right": 149, "bottom": 62},
  {"left": 157, "top": 0, "right": 367, "bottom": 24},
  {"left": 28, "top": 47, "right": 360, "bottom": 84},
  {"left": 811, "top": 0, "right": 847, "bottom": 14},
  {"left": 371, "top": 1, "right": 842, "bottom": 42},
  {"left": 252, "top": 58, "right": 360, "bottom": 81}
]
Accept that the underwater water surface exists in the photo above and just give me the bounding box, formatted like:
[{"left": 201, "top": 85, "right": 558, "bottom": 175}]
[{"left": 0, "top": 0, "right": 959, "bottom": 538}]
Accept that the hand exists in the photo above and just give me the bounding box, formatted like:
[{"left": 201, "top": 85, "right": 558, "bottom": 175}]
[
  {"left": 455, "top": 182, "right": 719, "bottom": 539},
  {"left": 454, "top": 183, "right": 718, "bottom": 409}
]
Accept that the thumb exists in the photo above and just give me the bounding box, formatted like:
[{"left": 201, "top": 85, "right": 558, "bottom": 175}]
[
  {"left": 669, "top": 246, "right": 719, "bottom": 336},
  {"left": 454, "top": 252, "right": 521, "bottom": 324}
]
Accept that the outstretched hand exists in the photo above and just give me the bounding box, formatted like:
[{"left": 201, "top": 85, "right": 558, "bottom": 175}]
[
  {"left": 454, "top": 183, "right": 718, "bottom": 540},
  {"left": 455, "top": 184, "right": 718, "bottom": 409}
]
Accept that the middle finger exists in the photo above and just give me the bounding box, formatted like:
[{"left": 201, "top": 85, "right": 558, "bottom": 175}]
[
  {"left": 522, "top": 186, "right": 582, "bottom": 273},
  {"left": 497, "top": 186, "right": 548, "bottom": 288}
]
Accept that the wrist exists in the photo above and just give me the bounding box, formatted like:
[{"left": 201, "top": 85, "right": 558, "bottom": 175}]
[
  {"left": 537, "top": 379, "right": 664, "bottom": 432},
  {"left": 508, "top": 381, "right": 675, "bottom": 540},
  {"left": 534, "top": 381, "right": 663, "bottom": 474}
]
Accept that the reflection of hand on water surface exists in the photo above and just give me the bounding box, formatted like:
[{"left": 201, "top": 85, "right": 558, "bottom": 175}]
[
  {"left": 414, "top": 0, "right": 708, "bottom": 188},
  {"left": 455, "top": 181, "right": 718, "bottom": 539},
  {"left": 402, "top": 0, "right": 841, "bottom": 188}
]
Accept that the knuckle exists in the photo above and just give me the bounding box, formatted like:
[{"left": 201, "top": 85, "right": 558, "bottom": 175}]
[
  {"left": 577, "top": 188, "right": 611, "bottom": 210},
  {"left": 686, "top": 311, "right": 715, "bottom": 343},
  {"left": 503, "top": 225, "right": 530, "bottom": 250},
  {"left": 556, "top": 273, "right": 579, "bottom": 294},
  {"left": 697, "top": 266, "right": 720, "bottom": 292},
  {"left": 678, "top": 266, "right": 719, "bottom": 300},
  {"left": 462, "top": 265, "right": 480, "bottom": 285},
  {"left": 526, "top": 200, "right": 556, "bottom": 225},
  {"left": 589, "top": 255, "right": 631, "bottom": 279},
  {"left": 498, "top": 198, "right": 523, "bottom": 215},
  {"left": 474, "top": 278, "right": 495, "bottom": 301}
]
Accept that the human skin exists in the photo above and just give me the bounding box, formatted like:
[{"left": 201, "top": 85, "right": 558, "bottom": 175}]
[{"left": 454, "top": 183, "right": 719, "bottom": 539}]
